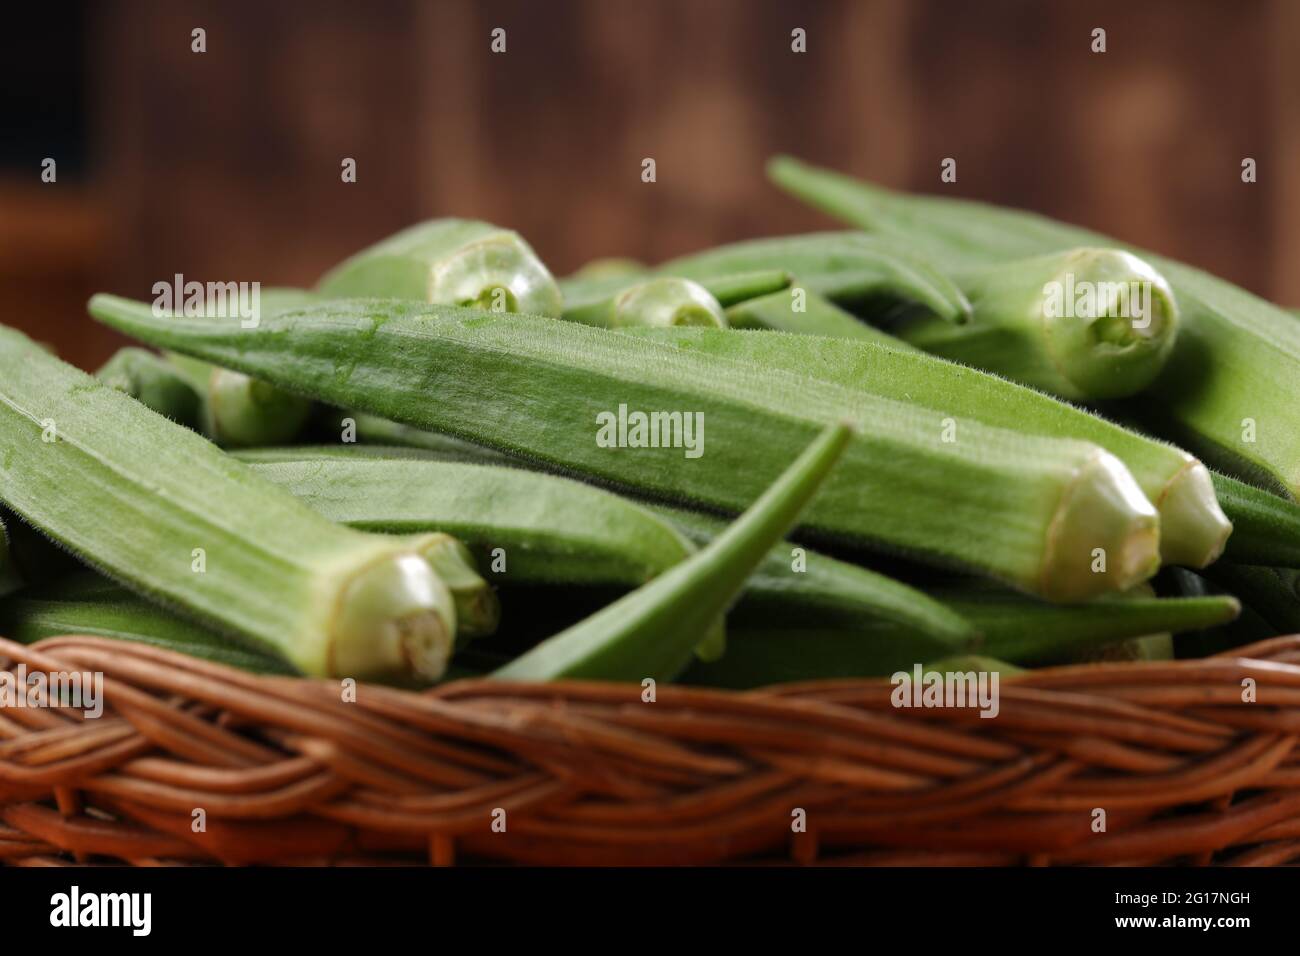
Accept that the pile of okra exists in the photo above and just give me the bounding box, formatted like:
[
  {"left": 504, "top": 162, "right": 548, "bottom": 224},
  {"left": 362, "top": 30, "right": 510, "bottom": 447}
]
[{"left": 3, "top": 157, "right": 1300, "bottom": 688}]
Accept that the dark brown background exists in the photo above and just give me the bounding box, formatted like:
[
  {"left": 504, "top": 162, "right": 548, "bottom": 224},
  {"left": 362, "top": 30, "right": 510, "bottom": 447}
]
[{"left": 3, "top": 0, "right": 1297, "bottom": 369}]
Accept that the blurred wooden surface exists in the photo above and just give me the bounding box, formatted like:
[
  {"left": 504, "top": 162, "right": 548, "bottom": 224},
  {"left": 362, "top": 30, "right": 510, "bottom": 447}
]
[{"left": 1, "top": 0, "right": 1296, "bottom": 368}]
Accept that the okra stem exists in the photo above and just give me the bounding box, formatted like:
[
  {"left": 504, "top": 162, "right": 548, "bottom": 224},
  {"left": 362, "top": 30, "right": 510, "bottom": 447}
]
[{"left": 894, "top": 248, "right": 1179, "bottom": 400}]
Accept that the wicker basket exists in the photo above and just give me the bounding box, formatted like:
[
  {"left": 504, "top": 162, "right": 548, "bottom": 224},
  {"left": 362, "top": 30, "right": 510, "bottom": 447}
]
[{"left": 3, "top": 633, "right": 1300, "bottom": 866}]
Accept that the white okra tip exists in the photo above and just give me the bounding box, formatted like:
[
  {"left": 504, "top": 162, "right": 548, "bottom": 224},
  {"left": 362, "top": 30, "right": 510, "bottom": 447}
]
[
  {"left": 326, "top": 549, "right": 458, "bottom": 682},
  {"left": 1040, "top": 449, "right": 1161, "bottom": 601}
]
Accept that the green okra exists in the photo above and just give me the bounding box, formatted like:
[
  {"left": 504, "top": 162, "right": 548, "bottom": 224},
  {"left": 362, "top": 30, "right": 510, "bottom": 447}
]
[
  {"left": 245, "top": 455, "right": 697, "bottom": 587},
  {"left": 311, "top": 407, "right": 517, "bottom": 465},
  {"left": 568, "top": 257, "right": 648, "bottom": 281},
  {"left": 606, "top": 278, "right": 728, "bottom": 329},
  {"left": 493, "top": 422, "right": 851, "bottom": 682},
  {"left": 561, "top": 270, "right": 787, "bottom": 326},
  {"left": 1210, "top": 471, "right": 1300, "bottom": 567},
  {"left": 725, "top": 286, "right": 917, "bottom": 347},
  {"left": 650, "top": 503, "right": 973, "bottom": 645},
  {"left": 0, "top": 324, "right": 460, "bottom": 683},
  {"left": 1202, "top": 564, "right": 1300, "bottom": 634},
  {"left": 167, "top": 352, "right": 314, "bottom": 447},
  {"left": 948, "top": 588, "right": 1237, "bottom": 665},
  {"left": 240, "top": 453, "right": 974, "bottom": 648},
  {"left": 624, "top": 325, "right": 1231, "bottom": 570},
  {"left": 560, "top": 232, "right": 970, "bottom": 329},
  {"left": 656, "top": 232, "right": 972, "bottom": 322},
  {"left": 95, "top": 347, "right": 202, "bottom": 428},
  {"left": 683, "top": 589, "right": 1237, "bottom": 688},
  {"left": 768, "top": 156, "right": 1300, "bottom": 498},
  {"left": 890, "top": 248, "right": 1179, "bottom": 400},
  {"left": 319, "top": 219, "right": 563, "bottom": 316},
  {"left": 0, "top": 574, "right": 292, "bottom": 674},
  {"left": 92, "top": 294, "right": 1166, "bottom": 602}
]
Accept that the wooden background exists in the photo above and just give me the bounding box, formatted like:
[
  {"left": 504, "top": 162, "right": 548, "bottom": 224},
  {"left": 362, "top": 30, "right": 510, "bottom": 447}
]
[{"left": 2, "top": 0, "right": 1297, "bottom": 368}]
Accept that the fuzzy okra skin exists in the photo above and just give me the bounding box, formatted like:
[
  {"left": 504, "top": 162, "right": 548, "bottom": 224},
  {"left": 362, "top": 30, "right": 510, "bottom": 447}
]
[
  {"left": 241, "top": 453, "right": 974, "bottom": 647},
  {"left": 494, "top": 422, "right": 851, "bottom": 681},
  {"left": 95, "top": 347, "right": 203, "bottom": 428},
  {"left": 0, "top": 324, "right": 458, "bottom": 683},
  {"left": 893, "top": 249, "right": 1179, "bottom": 400},
  {"left": 167, "top": 352, "right": 314, "bottom": 447},
  {"left": 1211, "top": 472, "right": 1300, "bottom": 567},
  {"left": 246, "top": 456, "right": 698, "bottom": 587},
  {"left": 725, "top": 287, "right": 918, "bottom": 347},
  {"left": 768, "top": 157, "right": 1300, "bottom": 498},
  {"left": 318, "top": 219, "right": 563, "bottom": 317},
  {"left": 92, "top": 294, "right": 1164, "bottom": 602},
  {"left": 626, "top": 325, "right": 1231, "bottom": 570}
]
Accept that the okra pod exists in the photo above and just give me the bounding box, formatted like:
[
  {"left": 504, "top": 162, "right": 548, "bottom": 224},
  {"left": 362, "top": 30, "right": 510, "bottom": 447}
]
[
  {"left": 607, "top": 278, "right": 728, "bottom": 329},
  {"left": 242, "top": 453, "right": 974, "bottom": 647},
  {"left": 92, "top": 294, "right": 1165, "bottom": 602},
  {"left": 684, "top": 589, "right": 1237, "bottom": 688},
  {"left": 1202, "top": 564, "right": 1300, "bottom": 634},
  {"left": 318, "top": 218, "right": 563, "bottom": 316},
  {"left": 769, "top": 156, "right": 1300, "bottom": 497},
  {"left": 561, "top": 270, "right": 785, "bottom": 325},
  {"left": 95, "top": 347, "right": 202, "bottom": 428},
  {"left": 493, "top": 422, "right": 851, "bottom": 681},
  {"left": 890, "top": 249, "right": 1179, "bottom": 400},
  {"left": 0, "top": 324, "right": 459, "bottom": 683},
  {"left": 1211, "top": 472, "right": 1300, "bottom": 567},
  {"left": 0, "top": 575, "right": 292, "bottom": 674},
  {"left": 725, "top": 287, "right": 917, "bottom": 347},
  {"left": 626, "top": 325, "right": 1232, "bottom": 570},
  {"left": 168, "top": 352, "right": 314, "bottom": 447}
]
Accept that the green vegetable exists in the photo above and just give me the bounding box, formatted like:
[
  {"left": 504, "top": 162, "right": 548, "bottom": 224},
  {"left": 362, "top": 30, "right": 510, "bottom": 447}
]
[
  {"left": 91, "top": 294, "right": 1166, "bottom": 602},
  {"left": 725, "top": 287, "right": 916, "bottom": 347},
  {"left": 608, "top": 278, "right": 728, "bottom": 328},
  {"left": 0, "top": 324, "right": 459, "bottom": 683},
  {"left": 412, "top": 532, "right": 499, "bottom": 641},
  {"left": 1211, "top": 472, "right": 1300, "bottom": 567},
  {"left": 168, "top": 352, "right": 314, "bottom": 447},
  {"left": 1202, "top": 564, "right": 1300, "bottom": 634},
  {"left": 561, "top": 270, "right": 786, "bottom": 325},
  {"left": 769, "top": 156, "right": 1300, "bottom": 498},
  {"left": 312, "top": 408, "right": 516, "bottom": 464},
  {"left": 684, "top": 589, "right": 1237, "bottom": 688},
  {"left": 0, "top": 574, "right": 292, "bottom": 674},
  {"left": 624, "top": 326, "right": 1231, "bottom": 570},
  {"left": 890, "top": 248, "right": 1179, "bottom": 400},
  {"left": 241, "top": 452, "right": 974, "bottom": 648},
  {"left": 318, "top": 219, "right": 562, "bottom": 316},
  {"left": 568, "top": 257, "right": 648, "bottom": 281},
  {"left": 656, "top": 232, "right": 972, "bottom": 322},
  {"left": 95, "top": 347, "right": 202, "bottom": 427},
  {"left": 246, "top": 455, "right": 695, "bottom": 586},
  {"left": 493, "top": 421, "right": 851, "bottom": 681}
]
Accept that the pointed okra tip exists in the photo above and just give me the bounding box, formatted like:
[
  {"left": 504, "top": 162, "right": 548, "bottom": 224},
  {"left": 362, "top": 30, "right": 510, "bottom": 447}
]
[{"left": 328, "top": 552, "right": 458, "bottom": 683}]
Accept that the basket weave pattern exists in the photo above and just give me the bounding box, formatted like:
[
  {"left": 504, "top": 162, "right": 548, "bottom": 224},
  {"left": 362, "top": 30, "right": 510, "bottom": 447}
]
[{"left": 3, "top": 634, "right": 1300, "bottom": 866}]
